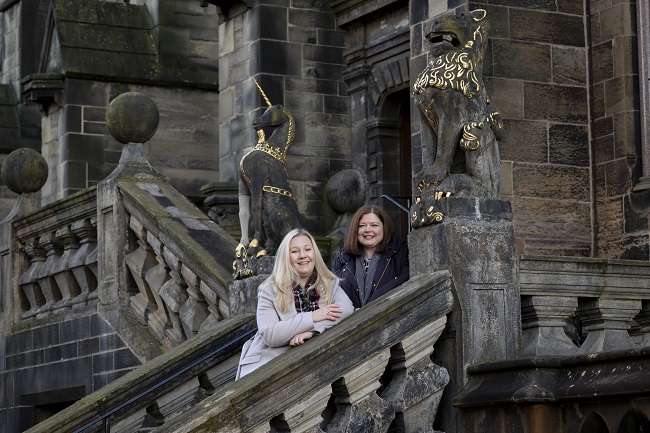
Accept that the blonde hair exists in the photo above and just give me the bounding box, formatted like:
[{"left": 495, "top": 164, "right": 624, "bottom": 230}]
[{"left": 265, "top": 228, "right": 337, "bottom": 313}]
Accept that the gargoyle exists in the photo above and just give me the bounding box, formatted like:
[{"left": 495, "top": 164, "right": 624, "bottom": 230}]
[
  {"left": 234, "top": 80, "right": 303, "bottom": 278},
  {"left": 411, "top": 9, "right": 503, "bottom": 227}
]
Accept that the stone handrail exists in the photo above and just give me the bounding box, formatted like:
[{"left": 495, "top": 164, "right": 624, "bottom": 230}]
[
  {"left": 22, "top": 314, "right": 256, "bottom": 433},
  {"left": 5, "top": 188, "right": 99, "bottom": 321},
  {"left": 154, "top": 272, "right": 453, "bottom": 433},
  {"left": 519, "top": 255, "right": 650, "bottom": 356}
]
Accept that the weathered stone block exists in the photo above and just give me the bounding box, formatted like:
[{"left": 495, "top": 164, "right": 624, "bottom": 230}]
[
  {"left": 258, "top": 5, "right": 288, "bottom": 41},
  {"left": 499, "top": 119, "right": 548, "bottom": 163},
  {"left": 552, "top": 46, "right": 587, "bottom": 85},
  {"left": 613, "top": 111, "right": 640, "bottom": 159},
  {"left": 32, "top": 323, "right": 61, "bottom": 348},
  {"left": 524, "top": 83, "right": 588, "bottom": 123},
  {"left": 510, "top": 9, "right": 585, "bottom": 47},
  {"left": 45, "top": 342, "right": 78, "bottom": 363},
  {"left": 288, "top": 9, "right": 335, "bottom": 29},
  {"left": 511, "top": 196, "right": 591, "bottom": 242},
  {"left": 549, "top": 124, "right": 589, "bottom": 166},
  {"left": 513, "top": 164, "right": 590, "bottom": 200},
  {"left": 485, "top": 77, "right": 524, "bottom": 119},
  {"left": 285, "top": 91, "right": 323, "bottom": 112},
  {"left": 600, "top": 2, "right": 635, "bottom": 41},
  {"left": 77, "top": 337, "right": 100, "bottom": 356},
  {"left": 493, "top": 40, "right": 551, "bottom": 82},
  {"left": 605, "top": 75, "right": 637, "bottom": 114},
  {"left": 252, "top": 40, "right": 302, "bottom": 76},
  {"left": 592, "top": 41, "right": 615, "bottom": 84},
  {"left": 604, "top": 157, "right": 637, "bottom": 196}
]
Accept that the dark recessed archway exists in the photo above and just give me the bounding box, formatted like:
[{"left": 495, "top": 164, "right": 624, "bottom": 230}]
[
  {"left": 617, "top": 409, "right": 650, "bottom": 433},
  {"left": 580, "top": 412, "right": 609, "bottom": 433}
]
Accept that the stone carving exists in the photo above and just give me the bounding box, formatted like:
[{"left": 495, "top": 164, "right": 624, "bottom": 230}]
[
  {"left": 234, "top": 79, "right": 303, "bottom": 279},
  {"left": 411, "top": 9, "right": 503, "bottom": 228}
]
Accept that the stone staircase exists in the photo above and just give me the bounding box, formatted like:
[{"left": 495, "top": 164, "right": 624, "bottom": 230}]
[{"left": 24, "top": 273, "right": 453, "bottom": 433}]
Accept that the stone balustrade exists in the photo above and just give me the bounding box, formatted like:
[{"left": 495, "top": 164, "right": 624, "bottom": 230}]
[
  {"left": 12, "top": 189, "right": 98, "bottom": 319},
  {"left": 116, "top": 179, "right": 240, "bottom": 348},
  {"left": 3, "top": 161, "right": 241, "bottom": 353},
  {"left": 22, "top": 273, "right": 452, "bottom": 433},
  {"left": 155, "top": 272, "right": 453, "bottom": 433},
  {"left": 519, "top": 255, "right": 650, "bottom": 356}
]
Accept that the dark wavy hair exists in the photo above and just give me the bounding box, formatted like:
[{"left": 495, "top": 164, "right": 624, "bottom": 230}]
[{"left": 343, "top": 205, "right": 395, "bottom": 256}]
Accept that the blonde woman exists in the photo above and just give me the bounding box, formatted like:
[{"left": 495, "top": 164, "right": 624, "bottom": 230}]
[{"left": 237, "top": 229, "right": 354, "bottom": 379}]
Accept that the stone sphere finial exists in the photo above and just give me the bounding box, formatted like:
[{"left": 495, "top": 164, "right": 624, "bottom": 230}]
[
  {"left": 326, "top": 169, "right": 366, "bottom": 213},
  {"left": 105, "top": 92, "right": 159, "bottom": 144},
  {"left": 1, "top": 148, "right": 48, "bottom": 194}
]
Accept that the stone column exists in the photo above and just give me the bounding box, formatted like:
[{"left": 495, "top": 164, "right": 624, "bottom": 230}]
[{"left": 409, "top": 197, "right": 521, "bottom": 433}]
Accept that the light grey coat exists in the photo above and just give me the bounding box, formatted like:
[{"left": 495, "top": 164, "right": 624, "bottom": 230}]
[{"left": 236, "top": 279, "right": 354, "bottom": 379}]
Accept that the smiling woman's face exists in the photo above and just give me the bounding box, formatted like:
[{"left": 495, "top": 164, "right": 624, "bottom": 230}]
[
  {"left": 289, "top": 235, "right": 315, "bottom": 282},
  {"left": 357, "top": 212, "right": 384, "bottom": 253}
]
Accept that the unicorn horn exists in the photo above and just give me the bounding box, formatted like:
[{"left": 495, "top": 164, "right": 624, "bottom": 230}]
[{"left": 253, "top": 78, "right": 272, "bottom": 107}]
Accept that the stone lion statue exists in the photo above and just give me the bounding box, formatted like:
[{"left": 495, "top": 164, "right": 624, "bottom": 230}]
[{"left": 411, "top": 9, "right": 503, "bottom": 227}]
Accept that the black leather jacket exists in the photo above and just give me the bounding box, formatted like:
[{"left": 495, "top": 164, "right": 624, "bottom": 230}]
[{"left": 331, "top": 233, "right": 409, "bottom": 309}]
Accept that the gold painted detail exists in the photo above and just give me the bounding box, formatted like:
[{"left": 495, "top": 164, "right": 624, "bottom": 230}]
[
  {"left": 262, "top": 185, "right": 296, "bottom": 201},
  {"left": 413, "top": 49, "right": 483, "bottom": 98},
  {"left": 460, "top": 121, "right": 483, "bottom": 151},
  {"left": 254, "top": 142, "right": 286, "bottom": 165},
  {"left": 427, "top": 207, "right": 444, "bottom": 223},
  {"left": 233, "top": 243, "right": 254, "bottom": 279},
  {"left": 412, "top": 12, "right": 488, "bottom": 99}
]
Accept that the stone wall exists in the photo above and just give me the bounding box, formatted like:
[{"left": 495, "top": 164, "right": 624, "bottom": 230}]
[
  {"left": 409, "top": 1, "right": 593, "bottom": 257},
  {"left": 39, "top": 80, "right": 220, "bottom": 203},
  {"left": 589, "top": 2, "right": 648, "bottom": 259},
  {"left": 0, "top": 311, "right": 140, "bottom": 432},
  {"left": 217, "top": 0, "right": 351, "bottom": 233}
]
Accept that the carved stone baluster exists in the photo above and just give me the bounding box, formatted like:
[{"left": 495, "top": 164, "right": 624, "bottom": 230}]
[
  {"left": 179, "top": 264, "right": 209, "bottom": 339},
  {"left": 159, "top": 246, "right": 188, "bottom": 345},
  {"left": 35, "top": 232, "right": 63, "bottom": 316},
  {"left": 85, "top": 216, "right": 98, "bottom": 300},
  {"left": 380, "top": 317, "right": 449, "bottom": 433},
  {"left": 70, "top": 218, "right": 98, "bottom": 305},
  {"left": 151, "top": 377, "right": 203, "bottom": 425},
  {"left": 577, "top": 297, "right": 642, "bottom": 353},
  {"left": 521, "top": 295, "right": 579, "bottom": 356},
  {"left": 274, "top": 383, "right": 332, "bottom": 432},
  {"left": 125, "top": 216, "right": 159, "bottom": 325},
  {"left": 18, "top": 239, "right": 47, "bottom": 318},
  {"left": 143, "top": 231, "right": 172, "bottom": 342},
  {"left": 635, "top": 300, "right": 650, "bottom": 347},
  {"left": 51, "top": 226, "right": 82, "bottom": 308},
  {"left": 198, "top": 280, "right": 222, "bottom": 333},
  {"left": 326, "top": 348, "right": 393, "bottom": 432}
]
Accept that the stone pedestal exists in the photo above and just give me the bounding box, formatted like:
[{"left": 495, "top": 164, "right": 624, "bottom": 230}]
[{"left": 408, "top": 197, "right": 521, "bottom": 433}]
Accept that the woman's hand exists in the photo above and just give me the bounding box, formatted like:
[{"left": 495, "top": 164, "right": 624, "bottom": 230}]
[
  {"left": 290, "top": 331, "right": 314, "bottom": 346},
  {"left": 312, "top": 304, "right": 343, "bottom": 322}
]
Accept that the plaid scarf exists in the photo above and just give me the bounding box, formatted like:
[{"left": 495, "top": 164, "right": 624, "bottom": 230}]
[{"left": 293, "top": 271, "right": 320, "bottom": 313}]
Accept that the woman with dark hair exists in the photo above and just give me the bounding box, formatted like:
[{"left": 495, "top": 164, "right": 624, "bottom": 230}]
[
  {"left": 237, "top": 228, "right": 354, "bottom": 379},
  {"left": 332, "top": 205, "right": 409, "bottom": 309}
]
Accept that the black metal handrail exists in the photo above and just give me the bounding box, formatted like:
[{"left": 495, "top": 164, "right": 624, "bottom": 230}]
[
  {"left": 72, "top": 327, "right": 257, "bottom": 433},
  {"left": 380, "top": 194, "right": 410, "bottom": 214}
]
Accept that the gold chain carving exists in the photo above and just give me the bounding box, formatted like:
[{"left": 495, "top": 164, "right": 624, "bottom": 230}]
[{"left": 262, "top": 185, "right": 296, "bottom": 201}]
